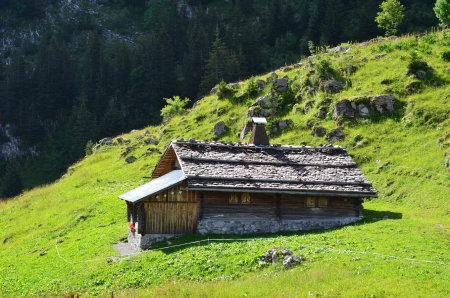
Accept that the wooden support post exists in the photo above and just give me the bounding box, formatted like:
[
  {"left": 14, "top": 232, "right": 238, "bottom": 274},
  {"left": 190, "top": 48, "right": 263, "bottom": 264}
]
[{"left": 275, "top": 194, "right": 281, "bottom": 221}]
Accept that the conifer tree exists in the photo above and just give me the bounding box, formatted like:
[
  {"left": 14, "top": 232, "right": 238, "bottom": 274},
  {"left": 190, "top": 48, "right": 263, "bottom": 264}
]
[
  {"left": 200, "top": 31, "right": 240, "bottom": 94},
  {"left": 2, "top": 161, "right": 22, "bottom": 198}
]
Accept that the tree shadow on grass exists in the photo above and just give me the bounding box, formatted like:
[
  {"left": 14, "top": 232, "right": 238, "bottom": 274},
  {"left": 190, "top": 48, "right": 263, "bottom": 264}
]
[{"left": 145, "top": 209, "right": 402, "bottom": 253}]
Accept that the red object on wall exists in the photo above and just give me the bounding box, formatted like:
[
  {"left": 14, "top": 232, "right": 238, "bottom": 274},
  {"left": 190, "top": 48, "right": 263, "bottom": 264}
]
[{"left": 129, "top": 222, "right": 135, "bottom": 233}]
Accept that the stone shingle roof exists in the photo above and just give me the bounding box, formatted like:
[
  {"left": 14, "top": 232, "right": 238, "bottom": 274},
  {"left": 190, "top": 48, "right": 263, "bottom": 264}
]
[{"left": 172, "top": 140, "right": 376, "bottom": 197}]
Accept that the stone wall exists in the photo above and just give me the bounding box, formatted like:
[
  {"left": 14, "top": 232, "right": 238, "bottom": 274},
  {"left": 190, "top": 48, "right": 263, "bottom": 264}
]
[
  {"left": 196, "top": 217, "right": 363, "bottom": 235},
  {"left": 128, "top": 230, "right": 180, "bottom": 249}
]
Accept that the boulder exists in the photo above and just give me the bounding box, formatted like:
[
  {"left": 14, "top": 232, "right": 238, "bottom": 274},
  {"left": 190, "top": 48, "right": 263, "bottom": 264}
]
[
  {"left": 357, "top": 104, "right": 370, "bottom": 118},
  {"left": 277, "top": 119, "right": 293, "bottom": 130},
  {"left": 274, "top": 76, "right": 289, "bottom": 93},
  {"left": 312, "top": 126, "right": 327, "bottom": 137},
  {"left": 210, "top": 86, "right": 218, "bottom": 94},
  {"left": 370, "top": 94, "right": 395, "bottom": 113},
  {"left": 144, "top": 138, "right": 158, "bottom": 145},
  {"left": 327, "top": 128, "right": 345, "bottom": 143},
  {"left": 333, "top": 100, "right": 355, "bottom": 119},
  {"left": 256, "top": 79, "right": 266, "bottom": 89},
  {"left": 317, "top": 107, "right": 328, "bottom": 118},
  {"left": 322, "top": 80, "right": 345, "bottom": 93},
  {"left": 117, "top": 137, "right": 130, "bottom": 144},
  {"left": 99, "top": 138, "right": 114, "bottom": 145},
  {"left": 283, "top": 66, "right": 292, "bottom": 72},
  {"left": 239, "top": 122, "right": 252, "bottom": 141},
  {"left": 125, "top": 156, "right": 137, "bottom": 163},
  {"left": 266, "top": 72, "right": 278, "bottom": 83},
  {"left": 120, "top": 146, "right": 134, "bottom": 158},
  {"left": 252, "top": 95, "right": 271, "bottom": 108},
  {"left": 304, "top": 101, "right": 314, "bottom": 114},
  {"left": 247, "top": 106, "right": 270, "bottom": 117},
  {"left": 229, "top": 83, "right": 240, "bottom": 89},
  {"left": 213, "top": 121, "right": 227, "bottom": 136}
]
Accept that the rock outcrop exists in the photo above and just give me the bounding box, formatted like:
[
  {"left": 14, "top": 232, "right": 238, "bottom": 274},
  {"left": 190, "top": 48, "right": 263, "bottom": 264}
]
[
  {"left": 333, "top": 94, "right": 396, "bottom": 120},
  {"left": 213, "top": 121, "right": 227, "bottom": 136}
]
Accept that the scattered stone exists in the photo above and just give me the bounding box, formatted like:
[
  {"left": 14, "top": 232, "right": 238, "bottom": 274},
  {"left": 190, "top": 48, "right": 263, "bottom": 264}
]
[
  {"left": 283, "top": 66, "right": 292, "bottom": 72},
  {"left": 278, "top": 120, "right": 291, "bottom": 130},
  {"left": 304, "top": 101, "right": 314, "bottom": 114},
  {"left": 312, "top": 126, "right": 327, "bottom": 137},
  {"left": 374, "top": 54, "right": 385, "bottom": 60},
  {"left": 266, "top": 72, "right": 278, "bottom": 83},
  {"left": 333, "top": 100, "right": 355, "bottom": 119},
  {"left": 117, "top": 137, "right": 130, "bottom": 144},
  {"left": 210, "top": 86, "right": 218, "bottom": 94},
  {"left": 258, "top": 248, "right": 304, "bottom": 268},
  {"left": 125, "top": 156, "right": 137, "bottom": 164},
  {"left": 240, "top": 122, "right": 252, "bottom": 141},
  {"left": 213, "top": 121, "right": 227, "bottom": 136},
  {"left": 274, "top": 76, "right": 289, "bottom": 93},
  {"left": 317, "top": 107, "right": 328, "bottom": 118},
  {"left": 229, "top": 83, "right": 240, "bottom": 89},
  {"left": 144, "top": 130, "right": 150, "bottom": 136},
  {"left": 406, "top": 81, "right": 422, "bottom": 95},
  {"left": 322, "top": 80, "right": 345, "bottom": 93},
  {"left": 256, "top": 79, "right": 266, "bottom": 89},
  {"left": 120, "top": 146, "right": 134, "bottom": 158},
  {"left": 407, "top": 60, "right": 432, "bottom": 79},
  {"left": 345, "top": 65, "right": 357, "bottom": 74},
  {"left": 357, "top": 104, "right": 370, "bottom": 117},
  {"left": 370, "top": 94, "right": 395, "bottom": 113},
  {"left": 248, "top": 106, "right": 270, "bottom": 117},
  {"left": 415, "top": 70, "right": 427, "bottom": 80},
  {"left": 327, "top": 128, "right": 345, "bottom": 143},
  {"left": 99, "top": 138, "right": 114, "bottom": 145},
  {"left": 252, "top": 95, "right": 272, "bottom": 108},
  {"left": 144, "top": 138, "right": 158, "bottom": 145}
]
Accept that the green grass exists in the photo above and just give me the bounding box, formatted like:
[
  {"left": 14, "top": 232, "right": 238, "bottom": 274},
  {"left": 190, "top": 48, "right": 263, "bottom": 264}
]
[{"left": 0, "top": 31, "right": 449, "bottom": 297}]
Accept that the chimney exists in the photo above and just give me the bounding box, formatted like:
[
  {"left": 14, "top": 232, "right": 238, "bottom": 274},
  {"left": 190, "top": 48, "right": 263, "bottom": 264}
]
[{"left": 249, "top": 117, "right": 270, "bottom": 146}]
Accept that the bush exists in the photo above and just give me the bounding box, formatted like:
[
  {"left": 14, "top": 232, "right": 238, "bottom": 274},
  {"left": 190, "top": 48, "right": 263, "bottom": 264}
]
[
  {"left": 442, "top": 51, "right": 450, "bottom": 62},
  {"left": 85, "top": 140, "right": 94, "bottom": 156},
  {"left": 244, "top": 77, "right": 260, "bottom": 98},
  {"left": 216, "top": 81, "right": 236, "bottom": 100},
  {"left": 160, "top": 96, "right": 190, "bottom": 121}
]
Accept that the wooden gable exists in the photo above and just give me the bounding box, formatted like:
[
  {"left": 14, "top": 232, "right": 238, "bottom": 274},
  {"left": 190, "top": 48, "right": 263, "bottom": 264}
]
[{"left": 151, "top": 144, "right": 181, "bottom": 178}]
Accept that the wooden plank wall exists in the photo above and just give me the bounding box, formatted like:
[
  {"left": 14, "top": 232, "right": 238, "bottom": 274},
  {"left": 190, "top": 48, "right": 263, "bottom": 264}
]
[
  {"left": 201, "top": 192, "right": 276, "bottom": 220},
  {"left": 201, "top": 192, "right": 361, "bottom": 220},
  {"left": 144, "top": 183, "right": 199, "bottom": 234}
]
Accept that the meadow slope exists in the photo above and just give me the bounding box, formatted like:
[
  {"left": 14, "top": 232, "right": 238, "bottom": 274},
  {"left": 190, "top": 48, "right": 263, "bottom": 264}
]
[{"left": 0, "top": 32, "right": 449, "bottom": 297}]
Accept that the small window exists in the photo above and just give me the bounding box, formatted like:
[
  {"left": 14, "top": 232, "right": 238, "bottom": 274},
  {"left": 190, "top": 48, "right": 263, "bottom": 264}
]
[
  {"left": 306, "top": 198, "right": 316, "bottom": 207},
  {"left": 241, "top": 193, "right": 251, "bottom": 204},
  {"left": 229, "top": 193, "right": 239, "bottom": 204},
  {"left": 318, "top": 198, "right": 328, "bottom": 208}
]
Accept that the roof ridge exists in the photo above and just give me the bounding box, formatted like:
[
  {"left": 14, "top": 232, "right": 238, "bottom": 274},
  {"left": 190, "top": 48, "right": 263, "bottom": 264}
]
[
  {"left": 172, "top": 140, "right": 346, "bottom": 151},
  {"left": 179, "top": 156, "right": 357, "bottom": 167}
]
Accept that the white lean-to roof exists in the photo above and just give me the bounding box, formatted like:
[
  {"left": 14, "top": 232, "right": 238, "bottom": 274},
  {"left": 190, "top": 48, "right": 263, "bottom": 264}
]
[{"left": 119, "top": 170, "right": 186, "bottom": 203}]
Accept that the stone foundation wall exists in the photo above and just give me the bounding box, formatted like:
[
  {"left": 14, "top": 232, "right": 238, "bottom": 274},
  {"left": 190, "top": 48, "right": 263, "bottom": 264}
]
[
  {"left": 128, "top": 231, "right": 180, "bottom": 249},
  {"left": 196, "top": 217, "right": 363, "bottom": 235}
]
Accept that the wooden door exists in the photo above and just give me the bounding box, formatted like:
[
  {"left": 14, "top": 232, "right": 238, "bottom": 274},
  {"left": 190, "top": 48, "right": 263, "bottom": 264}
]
[{"left": 144, "top": 186, "right": 199, "bottom": 234}]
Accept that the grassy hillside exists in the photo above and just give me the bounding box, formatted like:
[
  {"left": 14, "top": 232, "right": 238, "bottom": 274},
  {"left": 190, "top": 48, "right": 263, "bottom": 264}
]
[{"left": 0, "top": 31, "right": 449, "bottom": 297}]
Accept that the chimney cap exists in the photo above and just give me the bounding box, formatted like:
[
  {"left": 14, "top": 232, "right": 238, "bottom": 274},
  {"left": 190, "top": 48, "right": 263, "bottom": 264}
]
[{"left": 252, "top": 117, "right": 267, "bottom": 125}]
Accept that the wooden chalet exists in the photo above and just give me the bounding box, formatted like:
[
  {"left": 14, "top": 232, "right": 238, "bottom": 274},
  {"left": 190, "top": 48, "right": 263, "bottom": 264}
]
[{"left": 119, "top": 117, "right": 377, "bottom": 248}]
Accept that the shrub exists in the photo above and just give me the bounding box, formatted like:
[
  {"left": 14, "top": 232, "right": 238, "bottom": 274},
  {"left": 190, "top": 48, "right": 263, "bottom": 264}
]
[
  {"left": 244, "top": 77, "right": 260, "bottom": 98},
  {"left": 160, "top": 96, "right": 190, "bottom": 121},
  {"left": 85, "top": 140, "right": 94, "bottom": 156},
  {"left": 442, "top": 51, "right": 450, "bottom": 62},
  {"left": 216, "top": 81, "right": 236, "bottom": 100}
]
